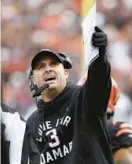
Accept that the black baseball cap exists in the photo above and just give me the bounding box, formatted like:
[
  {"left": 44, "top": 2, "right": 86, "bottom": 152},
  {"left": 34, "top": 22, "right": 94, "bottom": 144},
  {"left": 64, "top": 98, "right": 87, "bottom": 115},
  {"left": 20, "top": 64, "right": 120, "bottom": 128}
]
[{"left": 31, "top": 49, "right": 72, "bottom": 70}]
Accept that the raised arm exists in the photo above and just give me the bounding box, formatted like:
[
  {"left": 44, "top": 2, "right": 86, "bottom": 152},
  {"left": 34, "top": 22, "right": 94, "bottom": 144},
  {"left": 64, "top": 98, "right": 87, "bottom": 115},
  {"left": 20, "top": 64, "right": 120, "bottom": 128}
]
[{"left": 82, "top": 26, "right": 112, "bottom": 117}]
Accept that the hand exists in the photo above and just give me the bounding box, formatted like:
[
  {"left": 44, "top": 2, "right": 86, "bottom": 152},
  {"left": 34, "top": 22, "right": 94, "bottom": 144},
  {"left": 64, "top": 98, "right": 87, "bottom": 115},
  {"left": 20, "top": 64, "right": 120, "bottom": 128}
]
[
  {"left": 108, "top": 121, "right": 132, "bottom": 139},
  {"left": 92, "top": 26, "right": 108, "bottom": 54}
]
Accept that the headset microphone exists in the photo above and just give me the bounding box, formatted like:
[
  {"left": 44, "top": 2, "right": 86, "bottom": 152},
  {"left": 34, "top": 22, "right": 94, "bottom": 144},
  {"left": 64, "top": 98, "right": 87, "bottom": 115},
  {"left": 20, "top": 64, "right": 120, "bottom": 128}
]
[{"left": 33, "top": 84, "right": 49, "bottom": 98}]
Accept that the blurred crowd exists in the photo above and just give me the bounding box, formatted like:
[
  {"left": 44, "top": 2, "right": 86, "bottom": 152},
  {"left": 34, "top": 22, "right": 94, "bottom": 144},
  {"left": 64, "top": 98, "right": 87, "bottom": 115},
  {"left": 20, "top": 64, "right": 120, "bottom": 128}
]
[
  {"left": 1, "top": 0, "right": 132, "bottom": 123},
  {"left": 1, "top": 0, "right": 82, "bottom": 117},
  {"left": 97, "top": 0, "right": 132, "bottom": 124}
]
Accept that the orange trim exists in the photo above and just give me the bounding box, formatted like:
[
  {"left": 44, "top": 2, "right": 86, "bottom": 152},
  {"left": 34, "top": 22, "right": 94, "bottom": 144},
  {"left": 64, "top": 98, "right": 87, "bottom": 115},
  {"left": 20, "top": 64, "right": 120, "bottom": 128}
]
[{"left": 116, "top": 128, "right": 132, "bottom": 137}]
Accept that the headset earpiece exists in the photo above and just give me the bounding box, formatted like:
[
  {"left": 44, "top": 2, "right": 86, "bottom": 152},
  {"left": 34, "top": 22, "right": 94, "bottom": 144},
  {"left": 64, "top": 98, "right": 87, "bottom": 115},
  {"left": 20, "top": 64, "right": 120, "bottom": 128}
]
[{"left": 28, "top": 70, "right": 38, "bottom": 97}]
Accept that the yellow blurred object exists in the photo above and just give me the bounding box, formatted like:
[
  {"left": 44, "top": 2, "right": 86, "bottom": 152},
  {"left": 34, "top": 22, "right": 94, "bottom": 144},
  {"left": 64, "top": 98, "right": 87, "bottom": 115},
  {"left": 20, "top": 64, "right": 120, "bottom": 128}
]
[
  {"left": 81, "top": 0, "right": 96, "bottom": 75},
  {"left": 82, "top": 0, "right": 95, "bottom": 18}
]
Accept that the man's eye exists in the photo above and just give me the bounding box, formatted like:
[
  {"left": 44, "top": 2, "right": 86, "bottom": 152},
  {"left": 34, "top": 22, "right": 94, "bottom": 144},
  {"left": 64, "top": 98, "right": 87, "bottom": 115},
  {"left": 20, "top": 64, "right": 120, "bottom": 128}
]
[
  {"left": 51, "top": 62, "right": 58, "bottom": 66},
  {"left": 37, "top": 65, "right": 45, "bottom": 69}
]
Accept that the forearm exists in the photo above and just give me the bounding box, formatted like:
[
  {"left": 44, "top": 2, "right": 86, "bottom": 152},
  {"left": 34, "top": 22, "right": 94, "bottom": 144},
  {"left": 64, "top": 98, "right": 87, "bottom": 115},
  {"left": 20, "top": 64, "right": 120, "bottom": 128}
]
[
  {"left": 82, "top": 27, "right": 111, "bottom": 116},
  {"left": 85, "top": 54, "right": 111, "bottom": 115},
  {"left": 114, "top": 157, "right": 132, "bottom": 164},
  {"left": 88, "top": 26, "right": 110, "bottom": 89},
  {"left": 88, "top": 53, "right": 111, "bottom": 85},
  {"left": 115, "top": 158, "right": 132, "bottom": 164},
  {"left": 114, "top": 147, "right": 132, "bottom": 164}
]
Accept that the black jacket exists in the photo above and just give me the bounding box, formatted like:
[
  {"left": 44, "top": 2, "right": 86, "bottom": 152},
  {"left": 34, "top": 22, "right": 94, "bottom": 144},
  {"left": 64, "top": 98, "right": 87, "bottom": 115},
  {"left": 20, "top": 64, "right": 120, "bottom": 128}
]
[{"left": 26, "top": 54, "right": 114, "bottom": 164}]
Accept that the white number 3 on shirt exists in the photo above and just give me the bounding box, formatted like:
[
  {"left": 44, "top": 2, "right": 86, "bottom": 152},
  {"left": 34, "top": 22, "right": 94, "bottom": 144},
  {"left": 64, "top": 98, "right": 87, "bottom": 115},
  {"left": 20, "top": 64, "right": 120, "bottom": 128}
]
[{"left": 46, "top": 129, "right": 60, "bottom": 148}]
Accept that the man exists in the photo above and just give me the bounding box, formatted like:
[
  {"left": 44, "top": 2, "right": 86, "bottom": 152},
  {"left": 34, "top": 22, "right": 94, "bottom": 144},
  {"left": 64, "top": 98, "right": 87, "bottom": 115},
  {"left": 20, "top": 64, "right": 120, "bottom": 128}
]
[
  {"left": 1, "top": 103, "right": 28, "bottom": 164},
  {"left": 27, "top": 26, "right": 114, "bottom": 164}
]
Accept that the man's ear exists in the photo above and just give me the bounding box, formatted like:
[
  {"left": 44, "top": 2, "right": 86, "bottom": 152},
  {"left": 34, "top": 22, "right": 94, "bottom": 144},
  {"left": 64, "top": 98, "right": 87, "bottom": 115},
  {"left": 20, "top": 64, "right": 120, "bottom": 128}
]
[
  {"left": 30, "top": 71, "right": 38, "bottom": 89},
  {"left": 64, "top": 69, "right": 69, "bottom": 80},
  {"left": 32, "top": 70, "right": 38, "bottom": 85}
]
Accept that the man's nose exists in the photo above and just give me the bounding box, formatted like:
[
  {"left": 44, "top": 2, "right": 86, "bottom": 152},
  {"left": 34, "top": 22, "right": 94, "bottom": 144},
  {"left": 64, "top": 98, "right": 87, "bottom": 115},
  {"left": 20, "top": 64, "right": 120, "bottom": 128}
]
[{"left": 45, "top": 65, "right": 52, "bottom": 72}]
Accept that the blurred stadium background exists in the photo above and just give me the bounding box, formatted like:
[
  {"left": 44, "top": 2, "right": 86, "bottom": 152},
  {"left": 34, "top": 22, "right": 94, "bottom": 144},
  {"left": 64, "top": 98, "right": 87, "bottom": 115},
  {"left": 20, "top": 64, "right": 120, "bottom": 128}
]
[{"left": 1, "top": 0, "right": 132, "bottom": 124}]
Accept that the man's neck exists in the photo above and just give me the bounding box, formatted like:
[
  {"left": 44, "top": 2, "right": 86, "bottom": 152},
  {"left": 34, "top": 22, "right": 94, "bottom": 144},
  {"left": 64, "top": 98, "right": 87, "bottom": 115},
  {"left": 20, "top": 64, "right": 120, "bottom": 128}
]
[{"left": 42, "top": 89, "right": 62, "bottom": 102}]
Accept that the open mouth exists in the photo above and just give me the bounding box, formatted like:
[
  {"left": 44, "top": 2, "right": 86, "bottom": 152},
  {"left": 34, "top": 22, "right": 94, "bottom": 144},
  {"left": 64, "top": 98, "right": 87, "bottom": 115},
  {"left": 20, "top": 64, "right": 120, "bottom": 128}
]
[{"left": 45, "top": 76, "right": 56, "bottom": 82}]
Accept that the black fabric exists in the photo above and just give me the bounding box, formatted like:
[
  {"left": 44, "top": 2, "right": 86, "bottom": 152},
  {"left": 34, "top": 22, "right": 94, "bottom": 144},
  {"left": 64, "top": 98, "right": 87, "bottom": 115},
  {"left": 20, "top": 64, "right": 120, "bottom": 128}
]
[
  {"left": 1, "top": 103, "right": 15, "bottom": 113},
  {"left": 58, "top": 53, "right": 72, "bottom": 69},
  {"left": 27, "top": 51, "right": 114, "bottom": 164},
  {"left": 1, "top": 123, "right": 10, "bottom": 164},
  {"left": 31, "top": 49, "right": 63, "bottom": 70},
  {"left": 92, "top": 26, "right": 108, "bottom": 55},
  {"left": 107, "top": 121, "right": 132, "bottom": 154},
  {"left": 37, "top": 82, "right": 76, "bottom": 116},
  {"left": 31, "top": 49, "right": 72, "bottom": 70}
]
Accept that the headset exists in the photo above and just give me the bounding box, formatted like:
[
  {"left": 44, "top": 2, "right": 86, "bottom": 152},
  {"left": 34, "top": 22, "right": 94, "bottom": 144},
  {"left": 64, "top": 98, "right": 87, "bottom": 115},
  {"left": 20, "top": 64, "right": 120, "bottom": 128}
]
[{"left": 28, "top": 70, "right": 38, "bottom": 97}]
